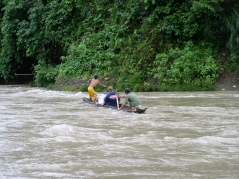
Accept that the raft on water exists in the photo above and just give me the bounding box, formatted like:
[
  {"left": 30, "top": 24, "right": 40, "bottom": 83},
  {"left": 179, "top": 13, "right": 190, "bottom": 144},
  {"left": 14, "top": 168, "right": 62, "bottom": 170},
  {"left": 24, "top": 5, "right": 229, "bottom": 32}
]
[{"left": 83, "top": 97, "right": 147, "bottom": 114}]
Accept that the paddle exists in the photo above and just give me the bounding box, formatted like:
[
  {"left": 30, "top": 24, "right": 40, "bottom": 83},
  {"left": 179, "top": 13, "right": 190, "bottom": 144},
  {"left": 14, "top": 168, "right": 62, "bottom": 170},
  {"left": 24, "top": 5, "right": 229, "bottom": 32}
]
[{"left": 116, "top": 96, "right": 119, "bottom": 110}]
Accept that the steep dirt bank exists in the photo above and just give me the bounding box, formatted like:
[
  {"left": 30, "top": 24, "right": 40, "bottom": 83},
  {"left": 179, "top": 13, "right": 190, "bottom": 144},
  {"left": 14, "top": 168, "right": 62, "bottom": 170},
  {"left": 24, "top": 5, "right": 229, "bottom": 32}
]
[
  {"left": 215, "top": 71, "right": 239, "bottom": 91},
  {"left": 2, "top": 73, "right": 239, "bottom": 92},
  {"left": 53, "top": 72, "right": 239, "bottom": 92}
]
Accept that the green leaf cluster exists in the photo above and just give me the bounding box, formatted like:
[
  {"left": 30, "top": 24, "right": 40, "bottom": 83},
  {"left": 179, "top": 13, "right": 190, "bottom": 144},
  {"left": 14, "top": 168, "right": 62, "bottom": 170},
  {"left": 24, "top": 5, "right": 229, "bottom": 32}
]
[{"left": 151, "top": 42, "right": 219, "bottom": 91}]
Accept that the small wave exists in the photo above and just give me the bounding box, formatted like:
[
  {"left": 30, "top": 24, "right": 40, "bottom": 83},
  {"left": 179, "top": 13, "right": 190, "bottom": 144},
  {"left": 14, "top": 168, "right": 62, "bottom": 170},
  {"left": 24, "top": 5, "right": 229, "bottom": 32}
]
[
  {"left": 12, "top": 88, "right": 85, "bottom": 99},
  {"left": 195, "top": 136, "right": 239, "bottom": 145},
  {"left": 40, "top": 124, "right": 77, "bottom": 136}
]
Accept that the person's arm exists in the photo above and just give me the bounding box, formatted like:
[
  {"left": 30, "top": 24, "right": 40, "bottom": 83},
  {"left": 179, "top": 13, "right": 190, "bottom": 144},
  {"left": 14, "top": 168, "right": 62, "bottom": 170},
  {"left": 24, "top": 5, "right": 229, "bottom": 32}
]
[
  {"left": 118, "top": 103, "right": 126, "bottom": 111},
  {"left": 119, "top": 95, "right": 126, "bottom": 98},
  {"left": 98, "top": 81, "right": 105, "bottom": 88}
]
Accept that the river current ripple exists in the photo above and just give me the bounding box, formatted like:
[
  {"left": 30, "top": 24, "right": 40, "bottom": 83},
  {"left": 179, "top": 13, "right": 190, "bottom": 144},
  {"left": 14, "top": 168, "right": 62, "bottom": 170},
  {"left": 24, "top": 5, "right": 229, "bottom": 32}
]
[{"left": 0, "top": 85, "right": 239, "bottom": 178}]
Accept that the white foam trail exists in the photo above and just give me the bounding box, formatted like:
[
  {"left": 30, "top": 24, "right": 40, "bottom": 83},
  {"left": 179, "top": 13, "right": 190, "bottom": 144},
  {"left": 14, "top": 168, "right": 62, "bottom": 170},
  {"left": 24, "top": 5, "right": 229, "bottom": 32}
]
[{"left": 39, "top": 124, "right": 78, "bottom": 136}]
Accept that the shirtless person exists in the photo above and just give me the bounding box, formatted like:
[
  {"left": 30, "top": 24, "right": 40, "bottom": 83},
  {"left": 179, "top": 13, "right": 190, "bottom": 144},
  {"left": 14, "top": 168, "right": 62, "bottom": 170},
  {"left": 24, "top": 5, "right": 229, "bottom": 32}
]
[{"left": 88, "top": 75, "right": 105, "bottom": 102}]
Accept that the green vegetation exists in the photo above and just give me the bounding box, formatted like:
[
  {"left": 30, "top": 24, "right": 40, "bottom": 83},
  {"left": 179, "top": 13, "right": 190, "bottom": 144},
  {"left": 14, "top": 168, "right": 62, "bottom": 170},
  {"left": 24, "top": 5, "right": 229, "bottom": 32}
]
[{"left": 0, "top": 0, "right": 239, "bottom": 91}]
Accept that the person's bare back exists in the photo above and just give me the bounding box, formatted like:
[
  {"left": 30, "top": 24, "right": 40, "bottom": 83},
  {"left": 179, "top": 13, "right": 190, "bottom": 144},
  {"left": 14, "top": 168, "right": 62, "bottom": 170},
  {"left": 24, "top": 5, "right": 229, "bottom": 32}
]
[
  {"left": 89, "top": 75, "right": 105, "bottom": 88},
  {"left": 88, "top": 75, "right": 105, "bottom": 102},
  {"left": 89, "top": 78, "right": 100, "bottom": 88}
]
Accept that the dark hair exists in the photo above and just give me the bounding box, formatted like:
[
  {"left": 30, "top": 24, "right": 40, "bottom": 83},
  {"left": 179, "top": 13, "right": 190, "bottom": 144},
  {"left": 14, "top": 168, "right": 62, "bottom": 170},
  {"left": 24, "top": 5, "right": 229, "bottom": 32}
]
[
  {"left": 94, "top": 75, "right": 98, "bottom": 79},
  {"left": 124, "top": 88, "right": 130, "bottom": 94}
]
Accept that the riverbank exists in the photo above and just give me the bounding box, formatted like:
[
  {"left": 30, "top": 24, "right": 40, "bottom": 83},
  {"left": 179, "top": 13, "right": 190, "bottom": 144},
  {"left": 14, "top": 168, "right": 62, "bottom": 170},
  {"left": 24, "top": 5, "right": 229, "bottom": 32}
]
[
  {"left": 215, "top": 71, "right": 239, "bottom": 91},
  {"left": 52, "top": 71, "right": 239, "bottom": 92},
  {"left": 2, "top": 71, "right": 239, "bottom": 92}
]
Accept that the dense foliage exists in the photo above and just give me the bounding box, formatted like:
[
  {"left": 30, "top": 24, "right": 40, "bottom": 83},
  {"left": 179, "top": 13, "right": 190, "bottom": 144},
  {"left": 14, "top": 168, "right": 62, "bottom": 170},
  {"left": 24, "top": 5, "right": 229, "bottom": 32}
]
[{"left": 0, "top": 0, "right": 239, "bottom": 91}]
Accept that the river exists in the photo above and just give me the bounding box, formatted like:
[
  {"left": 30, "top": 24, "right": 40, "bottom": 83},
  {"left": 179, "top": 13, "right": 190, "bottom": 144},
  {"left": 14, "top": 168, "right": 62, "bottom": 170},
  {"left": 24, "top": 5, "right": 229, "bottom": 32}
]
[{"left": 0, "top": 85, "right": 239, "bottom": 178}]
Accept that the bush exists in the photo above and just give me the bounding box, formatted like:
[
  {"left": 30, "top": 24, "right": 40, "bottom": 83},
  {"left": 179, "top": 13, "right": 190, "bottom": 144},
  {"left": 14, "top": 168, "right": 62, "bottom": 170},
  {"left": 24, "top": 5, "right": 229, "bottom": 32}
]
[
  {"left": 34, "top": 64, "right": 59, "bottom": 88},
  {"left": 225, "top": 53, "right": 239, "bottom": 72},
  {"left": 151, "top": 42, "right": 219, "bottom": 91}
]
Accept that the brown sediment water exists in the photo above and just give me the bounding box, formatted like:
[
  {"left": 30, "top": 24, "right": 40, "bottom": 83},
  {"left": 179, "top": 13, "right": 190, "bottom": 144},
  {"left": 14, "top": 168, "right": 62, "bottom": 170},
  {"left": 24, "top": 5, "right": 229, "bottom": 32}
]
[{"left": 0, "top": 85, "right": 239, "bottom": 178}]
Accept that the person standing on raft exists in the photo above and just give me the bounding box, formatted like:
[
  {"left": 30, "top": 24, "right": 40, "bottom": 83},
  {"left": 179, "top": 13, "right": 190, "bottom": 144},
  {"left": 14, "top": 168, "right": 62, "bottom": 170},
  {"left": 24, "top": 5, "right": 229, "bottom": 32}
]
[{"left": 88, "top": 75, "right": 105, "bottom": 102}]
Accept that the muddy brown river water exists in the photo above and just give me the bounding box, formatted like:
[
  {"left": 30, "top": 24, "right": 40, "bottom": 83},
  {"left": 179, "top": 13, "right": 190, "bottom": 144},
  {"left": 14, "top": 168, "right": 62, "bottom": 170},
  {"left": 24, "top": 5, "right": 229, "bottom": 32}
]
[{"left": 0, "top": 85, "right": 239, "bottom": 178}]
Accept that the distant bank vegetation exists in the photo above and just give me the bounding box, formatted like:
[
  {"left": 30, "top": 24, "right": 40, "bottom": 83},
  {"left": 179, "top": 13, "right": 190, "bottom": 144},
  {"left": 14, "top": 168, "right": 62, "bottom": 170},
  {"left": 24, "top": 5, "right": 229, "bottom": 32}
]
[{"left": 0, "top": 0, "right": 239, "bottom": 91}]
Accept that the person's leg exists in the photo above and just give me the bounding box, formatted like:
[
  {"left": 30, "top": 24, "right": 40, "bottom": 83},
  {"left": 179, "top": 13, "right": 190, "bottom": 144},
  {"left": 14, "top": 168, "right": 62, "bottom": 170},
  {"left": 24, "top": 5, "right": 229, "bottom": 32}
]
[
  {"left": 88, "top": 87, "right": 96, "bottom": 102},
  {"left": 91, "top": 88, "right": 97, "bottom": 102},
  {"left": 134, "top": 105, "right": 143, "bottom": 112},
  {"left": 129, "top": 104, "right": 132, "bottom": 111},
  {"left": 93, "top": 94, "right": 97, "bottom": 102}
]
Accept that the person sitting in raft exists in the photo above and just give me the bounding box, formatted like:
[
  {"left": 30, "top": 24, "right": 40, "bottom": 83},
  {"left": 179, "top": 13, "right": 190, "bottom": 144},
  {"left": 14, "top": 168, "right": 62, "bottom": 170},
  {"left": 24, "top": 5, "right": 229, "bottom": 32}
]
[
  {"left": 118, "top": 88, "right": 143, "bottom": 112},
  {"left": 88, "top": 75, "right": 105, "bottom": 102},
  {"left": 103, "top": 86, "right": 121, "bottom": 107}
]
